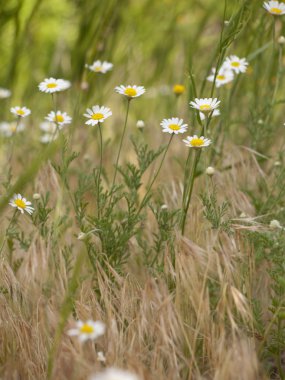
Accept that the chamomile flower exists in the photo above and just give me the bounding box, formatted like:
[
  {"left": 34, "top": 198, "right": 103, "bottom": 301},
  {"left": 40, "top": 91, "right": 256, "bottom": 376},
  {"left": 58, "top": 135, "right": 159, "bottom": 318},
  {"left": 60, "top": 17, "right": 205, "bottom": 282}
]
[
  {"left": 38, "top": 78, "right": 70, "bottom": 93},
  {"left": 39, "top": 122, "right": 59, "bottom": 143},
  {"left": 199, "top": 109, "right": 220, "bottom": 121},
  {"left": 115, "top": 85, "right": 145, "bottom": 99},
  {"left": 67, "top": 320, "right": 106, "bottom": 343},
  {"left": 9, "top": 194, "right": 34, "bottom": 215},
  {"left": 0, "top": 88, "right": 11, "bottom": 99},
  {"left": 183, "top": 135, "right": 212, "bottom": 148},
  {"left": 173, "top": 84, "right": 185, "bottom": 95},
  {"left": 0, "top": 121, "right": 25, "bottom": 137},
  {"left": 86, "top": 60, "right": 113, "bottom": 73},
  {"left": 263, "top": 1, "right": 285, "bottom": 15},
  {"left": 40, "top": 121, "right": 59, "bottom": 133},
  {"left": 59, "top": 79, "right": 71, "bottom": 90},
  {"left": 207, "top": 67, "right": 234, "bottom": 87},
  {"left": 190, "top": 98, "right": 220, "bottom": 113},
  {"left": 45, "top": 111, "right": 72, "bottom": 126},
  {"left": 84, "top": 105, "right": 112, "bottom": 126},
  {"left": 223, "top": 56, "right": 248, "bottom": 74},
  {"left": 40, "top": 133, "right": 58, "bottom": 144},
  {"left": 90, "top": 368, "right": 140, "bottom": 380},
  {"left": 160, "top": 117, "right": 188, "bottom": 134},
  {"left": 10, "top": 106, "right": 31, "bottom": 118}
]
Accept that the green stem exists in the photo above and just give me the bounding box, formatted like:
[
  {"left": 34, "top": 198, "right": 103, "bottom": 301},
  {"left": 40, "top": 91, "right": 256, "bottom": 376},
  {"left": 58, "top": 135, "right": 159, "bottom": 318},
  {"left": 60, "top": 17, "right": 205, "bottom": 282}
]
[
  {"left": 110, "top": 99, "right": 130, "bottom": 196},
  {"left": 137, "top": 135, "right": 173, "bottom": 213},
  {"left": 180, "top": 149, "right": 201, "bottom": 235},
  {"left": 97, "top": 123, "right": 103, "bottom": 218}
]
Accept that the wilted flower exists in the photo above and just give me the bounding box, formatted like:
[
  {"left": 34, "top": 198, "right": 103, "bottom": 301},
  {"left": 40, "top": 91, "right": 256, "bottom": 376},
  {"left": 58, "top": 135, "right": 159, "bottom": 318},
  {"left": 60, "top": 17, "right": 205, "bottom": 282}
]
[
  {"left": 84, "top": 106, "right": 112, "bottom": 126},
  {"left": 9, "top": 194, "right": 34, "bottom": 215},
  {"left": 115, "top": 85, "right": 145, "bottom": 99},
  {"left": 67, "top": 320, "right": 106, "bottom": 342}
]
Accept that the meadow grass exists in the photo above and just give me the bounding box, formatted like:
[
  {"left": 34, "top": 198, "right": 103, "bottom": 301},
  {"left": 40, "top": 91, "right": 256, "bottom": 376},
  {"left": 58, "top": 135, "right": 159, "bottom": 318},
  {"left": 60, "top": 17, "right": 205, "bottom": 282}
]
[{"left": 1, "top": 0, "right": 285, "bottom": 379}]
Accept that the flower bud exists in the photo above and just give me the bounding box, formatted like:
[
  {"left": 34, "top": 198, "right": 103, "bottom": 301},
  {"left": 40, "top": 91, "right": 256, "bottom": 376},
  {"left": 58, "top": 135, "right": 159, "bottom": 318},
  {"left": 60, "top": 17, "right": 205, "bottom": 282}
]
[
  {"left": 33, "top": 193, "right": 41, "bottom": 200},
  {"left": 206, "top": 166, "right": 215, "bottom": 176}
]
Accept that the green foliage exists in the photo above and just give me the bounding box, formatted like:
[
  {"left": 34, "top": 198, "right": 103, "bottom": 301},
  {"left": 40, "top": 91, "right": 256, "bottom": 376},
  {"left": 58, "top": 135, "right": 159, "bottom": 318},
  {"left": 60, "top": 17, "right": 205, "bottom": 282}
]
[{"left": 200, "top": 188, "right": 232, "bottom": 233}]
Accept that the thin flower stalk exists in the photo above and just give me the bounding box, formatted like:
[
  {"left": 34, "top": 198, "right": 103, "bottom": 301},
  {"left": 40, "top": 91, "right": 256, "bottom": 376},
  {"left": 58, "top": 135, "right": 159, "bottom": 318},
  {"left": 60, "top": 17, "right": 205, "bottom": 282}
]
[{"left": 137, "top": 134, "right": 173, "bottom": 213}]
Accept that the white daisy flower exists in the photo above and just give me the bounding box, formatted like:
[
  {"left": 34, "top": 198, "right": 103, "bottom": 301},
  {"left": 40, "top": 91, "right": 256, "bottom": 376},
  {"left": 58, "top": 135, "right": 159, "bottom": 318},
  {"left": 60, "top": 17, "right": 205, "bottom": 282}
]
[
  {"left": 40, "top": 133, "right": 58, "bottom": 144},
  {"left": 9, "top": 194, "right": 34, "bottom": 215},
  {"left": 84, "top": 105, "right": 112, "bottom": 126},
  {"left": 40, "top": 121, "right": 59, "bottom": 133},
  {"left": 199, "top": 109, "right": 220, "bottom": 121},
  {"left": 183, "top": 135, "right": 212, "bottom": 148},
  {"left": 207, "top": 67, "right": 234, "bottom": 87},
  {"left": 263, "top": 1, "right": 285, "bottom": 15},
  {"left": 38, "top": 78, "right": 70, "bottom": 93},
  {"left": 67, "top": 320, "right": 106, "bottom": 343},
  {"left": 90, "top": 367, "right": 140, "bottom": 380},
  {"left": 115, "top": 85, "right": 145, "bottom": 99},
  {"left": 0, "top": 88, "right": 11, "bottom": 99},
  {"left": 0, "top": 121, "right": 25, "bottom": 137},
  {"left": 45, "top": 111, "right": 72, "bottom": 126},
  {"left": 190, "top": 98, "right": 220, "bottom": 113},
  {"left": 223, "top": 56, "right": 248, "bottom": 74},
  {"left": 160, "top": 117, "right": 188, "bottom": 134},
  {"left": 86, "top": 60, "right": 113, "bottom": 73},
  {"left": 10, "top": 106, "right": 31, "bottom": 118},
  {"left": 58, "top": 79, "right": 71, "bottom": 90}
]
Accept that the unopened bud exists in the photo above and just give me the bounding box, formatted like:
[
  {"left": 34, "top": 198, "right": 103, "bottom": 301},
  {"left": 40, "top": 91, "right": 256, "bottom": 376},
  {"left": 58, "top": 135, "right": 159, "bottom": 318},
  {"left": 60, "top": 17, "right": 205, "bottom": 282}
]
[
  {"left": 33, "top": 193, "right": 41, "bottom": 200},
  {"left": 278, "top": 36, "right": 285, "bottom": 45},
  {"left": 136, "top": 120, "right": 145, "bottom": 129},
  {"left": 206, "top": 166, "right": 215, "bottom": 176}
]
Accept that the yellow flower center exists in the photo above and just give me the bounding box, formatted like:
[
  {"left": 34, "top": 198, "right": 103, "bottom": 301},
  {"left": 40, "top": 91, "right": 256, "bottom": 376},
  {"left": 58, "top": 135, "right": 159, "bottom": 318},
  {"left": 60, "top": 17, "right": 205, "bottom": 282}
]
[
  {"left": 47, "top": 83, "right": 57, "bottom": 88},
  {"left": 17, "top": 110, "right": 25, "bottom": 116},
  {"left": 95, "top": 66, "right": 103, "bottom": 72},
  {"left": 231, "top": 61, "right": 240, "bottom": 67},
  {"left": 217, "top": 75, "right": 226, "bottom": 80},
  {"left": 91, "top": 113, "right": 104, "bottom": 120},
  {"left": 169, "top": 124, "right": 181, "bottom": 131},
  {"left": 190, "top": 138, "right": 204, "bottom": 147},
  {"left": 173, "top": 84, "right": 185, "bottom": 95},
  {"left": 14, "top": 199, "right": 26, "bottom": 209},
  {"left": 199, "top": 104, "right": 211, "bottom": 111},
  {"left": 80, "top": 324, "right": 94, "bottom": 334},
  {"left": 124, "top": 88, "right": 137, "bottom": 97},
  {"left": 270, "top": 7, "right": 282, "bottom": 14},
  {"left": 55, "top": 115, "right": 64, "bottom": 123},
  {"left": 10, "top": 124, "right": 17, "bottom": 132}
]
